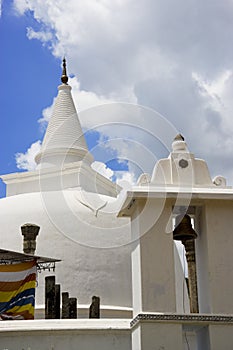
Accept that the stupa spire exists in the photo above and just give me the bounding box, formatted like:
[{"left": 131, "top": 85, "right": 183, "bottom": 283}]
[{"left": 35, "top": 59, "right": 93, "bottom": 167}]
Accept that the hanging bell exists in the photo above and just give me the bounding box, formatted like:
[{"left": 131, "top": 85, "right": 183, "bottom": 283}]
[{"left": 173, "top": 214, "right": 197, "bottom": 242}]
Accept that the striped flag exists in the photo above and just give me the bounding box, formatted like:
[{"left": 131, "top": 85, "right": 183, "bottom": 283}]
[{"left": 0, "top": 260, "right": 37, "bottom": 320}]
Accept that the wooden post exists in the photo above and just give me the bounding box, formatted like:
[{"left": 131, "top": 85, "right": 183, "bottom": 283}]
[
  {"left": 62, "top": 292, "right": 70, "bottom": 319},
  {"left": 89, "top": 296, "right": 100, "bottom": 318},
  {"left": 45, "top": 276, "right": 56, "bottom": 319},
  {"left": 183, "top": 239, "right": 199, "bottom": 313},
  {"left": 55, "top": 284, "right": 61, "bottom": 319},
  {"left": 69, "top": 298, "right": 77, "bottom": 319}
]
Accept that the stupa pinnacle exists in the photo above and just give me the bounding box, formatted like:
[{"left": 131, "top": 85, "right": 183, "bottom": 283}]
[
  {"left": 35, "top": 59, "right": 93, "bottom": 167},
  {"left": 61, "top": 58, "right": 68, "bottom": 85}
]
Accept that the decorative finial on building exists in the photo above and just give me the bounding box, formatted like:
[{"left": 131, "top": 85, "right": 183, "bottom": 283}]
[
  {"left": 61, "top": 57, "right": 68, "bottom": 84},
  {"left": 172, "top": 133, "right": 187, "bottom": 152},
  {"left": 174, "top": 134, "right": 185, "bottom": 141}
]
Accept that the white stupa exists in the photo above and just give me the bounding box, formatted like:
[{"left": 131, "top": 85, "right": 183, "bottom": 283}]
[{"left": 0, "top": 59, "right": 132, "bottom": 318}]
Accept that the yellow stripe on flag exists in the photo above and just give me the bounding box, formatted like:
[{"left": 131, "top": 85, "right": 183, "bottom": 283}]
[
  {"left": 6, "top": 303, "right": 35, "bottom": 318},
  {"left": 0, "top": 280, "right": 36, "bottom": 302}
]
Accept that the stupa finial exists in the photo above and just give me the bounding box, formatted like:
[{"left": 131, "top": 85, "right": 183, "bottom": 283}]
[
  {"left": 174, "top": 134, "right": 185, "bottom": 141},
  {"left": 61, "top": 57, "right": 68, "bottom": 84}
]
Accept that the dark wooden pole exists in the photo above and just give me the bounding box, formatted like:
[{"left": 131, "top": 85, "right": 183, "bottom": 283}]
[
  {"left": 69, "top": 298, "right": 77, "bottom": 319},
  {"left": 183, "top": 239, "right": 199, "bottom": 313},
  {"left": 62, "top": 292, "right": 70, "bottom": 319},
  {"left": 45, "top": 276, "right": 56, "bottom": 319},
  {"left": 55, "top": 284, "right": 61, "bottom": 319},
  {"left": 89, "top": 296, "right": 100, "bottom": 318}
]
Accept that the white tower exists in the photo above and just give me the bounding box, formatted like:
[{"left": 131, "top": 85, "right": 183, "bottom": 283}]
[{"left": 119, "top": 135, "right": 233, "bottom": 349}]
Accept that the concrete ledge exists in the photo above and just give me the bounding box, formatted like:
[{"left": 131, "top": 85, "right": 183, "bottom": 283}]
[
  {"left": 0, "top": 319, "right": 131, "bottom": 333},
  {"left": 131, "top": 313, "right": 233, "bottom": 327},
  {"left": 0, "top": 319, "right": 131, "bottom": 350}
]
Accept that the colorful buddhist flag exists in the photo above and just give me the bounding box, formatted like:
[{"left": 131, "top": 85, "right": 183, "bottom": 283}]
[{"left": 0, "top": 260, "right": 37, "bottom": 320}]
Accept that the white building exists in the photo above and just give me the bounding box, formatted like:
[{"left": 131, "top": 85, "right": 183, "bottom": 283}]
[{"left": 0, "top": 61, "right": 233, "bottom": 350}]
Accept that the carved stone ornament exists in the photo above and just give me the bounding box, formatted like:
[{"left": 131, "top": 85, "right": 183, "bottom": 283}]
[
  {"left": 137, "top": 173, "right": 151, "bottom": 186},
  {"left": 213, "top": 176, "right": 227, "bottom": 187},
  {"left": 179, "top": 159, "right": 189, "bottom": 168}
]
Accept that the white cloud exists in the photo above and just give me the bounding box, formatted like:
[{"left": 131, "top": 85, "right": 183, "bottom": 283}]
[
  {"left": 13, "top": 0, "right": 233, "bottom": 185},
  {"left": 27, "top": 27, "right": 53, "bottom": 43},
  {"left": 115, "top": 171, "right": 136, "bottom": 189},
  {"left": 91, "top": 161, "right": 114, "bottom": 180},
  {"left": 15, "top": 141, "right": 41, "bottom": 171},
  {"left": 13, "top": 0, "right": 31, "bottom": 15}
]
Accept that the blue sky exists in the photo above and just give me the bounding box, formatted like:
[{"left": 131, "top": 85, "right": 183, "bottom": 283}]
[
  {"left": 0, "top": 1, "right": 59, "bottom": 196},
  {"left": 1, "top": 0, "right": 233, "bottom": 197}
]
